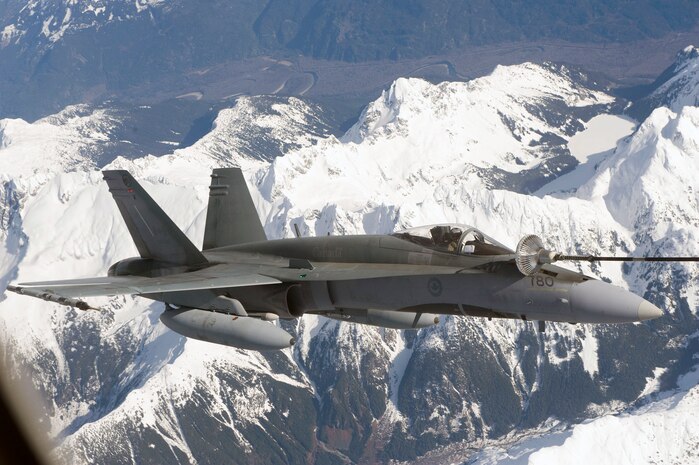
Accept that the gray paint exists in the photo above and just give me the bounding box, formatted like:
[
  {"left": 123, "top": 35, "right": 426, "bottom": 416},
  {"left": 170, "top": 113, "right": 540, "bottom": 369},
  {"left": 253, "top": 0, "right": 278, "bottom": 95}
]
[
  {"left": 203, "top": 168, "right": 267, "bottom": 250},
  {"left": 102, "top": 170, "right": 207, "bottom": 267},
  {"left": 323, "top": 308, "right": 440, "bottom": 329},
  {"left": 11, "top": 169, "right": 664, "bottom": 350},
  {"left": 159, "top": 307, "right": 295, "bottom": 350}
]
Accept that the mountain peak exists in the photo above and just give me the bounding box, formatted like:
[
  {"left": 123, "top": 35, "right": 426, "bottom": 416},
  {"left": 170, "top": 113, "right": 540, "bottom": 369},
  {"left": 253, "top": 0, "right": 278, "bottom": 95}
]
[
  {"left": 678, "top": 45, "right": 699, "bottom": 65},
  {"left": 3, "top": 48, "right": 699, "bottom": 465},
  {"left": 634, "top": 44, "right": 699, "bottom": 115}
]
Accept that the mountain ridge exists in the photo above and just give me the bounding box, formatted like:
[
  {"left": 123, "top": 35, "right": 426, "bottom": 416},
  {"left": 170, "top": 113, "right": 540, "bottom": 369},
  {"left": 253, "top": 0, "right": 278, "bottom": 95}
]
[
  {"left": 1, "top": 55, "right": 698, "bottom": 464},
  {"left": 2, "top": 0, "right": 699, "bottom": 119}
]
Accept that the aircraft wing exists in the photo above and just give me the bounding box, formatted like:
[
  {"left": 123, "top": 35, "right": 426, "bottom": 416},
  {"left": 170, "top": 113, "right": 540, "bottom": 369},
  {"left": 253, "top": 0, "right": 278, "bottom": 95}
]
[
  {"left": 257, "top": 262, "right": 491, "bottom": 282},
  {"left": 14, "top": 265, "right": 282, "bottom": 298}
]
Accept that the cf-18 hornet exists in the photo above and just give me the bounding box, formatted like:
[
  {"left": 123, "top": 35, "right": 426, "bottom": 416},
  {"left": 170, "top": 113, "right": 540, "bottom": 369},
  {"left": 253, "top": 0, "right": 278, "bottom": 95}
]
[{"left": 10, "top": 168, "right": 689, "bottom": 351}]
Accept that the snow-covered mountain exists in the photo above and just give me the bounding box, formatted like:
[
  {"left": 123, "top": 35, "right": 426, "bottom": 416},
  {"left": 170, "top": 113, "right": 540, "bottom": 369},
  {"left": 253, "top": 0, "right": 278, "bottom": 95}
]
[
  {"left": 472, "top": 368, "right": 699, "bottom": 465},
  {"left": 0, "top": 95, "right": 333, "bottom": 176},
  {"left": 647, "top": 46, "right": 699, "bottom": 112},
  {"left": 628, "top": 45, "right": 699, "bottom": 119},
  {"left": 1, "top": 0, "right": 167, "bottom": 48},
  {"left": 4, "top": 0, "right": 696, "bottom": 121},
  {"left": 1, "top": 58, "right": 698, "bottom": 464}
]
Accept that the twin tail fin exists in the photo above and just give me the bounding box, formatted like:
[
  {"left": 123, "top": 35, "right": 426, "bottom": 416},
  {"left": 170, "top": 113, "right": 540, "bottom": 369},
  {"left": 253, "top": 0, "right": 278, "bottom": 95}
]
[{"left": 102, "top": 167, "right": 266, "bottom": 266}]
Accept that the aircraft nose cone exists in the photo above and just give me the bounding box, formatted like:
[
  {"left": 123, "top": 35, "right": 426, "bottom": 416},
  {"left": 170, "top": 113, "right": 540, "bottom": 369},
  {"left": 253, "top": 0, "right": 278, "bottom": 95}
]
[
  {"left": 570, "top": 280, "right": 649, "bottom": 323},
  {"left": 637, "top": 300, "right": 663, "bottom": 320}
]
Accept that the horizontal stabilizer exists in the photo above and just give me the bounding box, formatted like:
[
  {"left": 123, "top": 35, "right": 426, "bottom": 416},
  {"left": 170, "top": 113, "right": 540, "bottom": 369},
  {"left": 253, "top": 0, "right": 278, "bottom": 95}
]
[{"left": 103, "top": 170, "right": 207, "bottom": 266}]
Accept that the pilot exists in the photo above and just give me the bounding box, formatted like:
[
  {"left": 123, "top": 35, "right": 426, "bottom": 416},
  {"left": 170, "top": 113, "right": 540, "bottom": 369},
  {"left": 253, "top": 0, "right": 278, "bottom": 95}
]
[
  {"left": 429, "top": 226, "right": 449, "bottom": 247},
  {"left": 447, "top": 227, "right": 462, "bottom": 252},
  {"left": 430, "top": 226, "right": 461, "bottom": 252}
]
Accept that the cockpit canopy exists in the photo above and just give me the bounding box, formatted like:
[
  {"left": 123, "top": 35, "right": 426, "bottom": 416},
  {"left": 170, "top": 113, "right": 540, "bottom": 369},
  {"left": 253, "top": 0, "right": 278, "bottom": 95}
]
[{"left": 391, "top": 224, "right": 513, "bottom": 256}]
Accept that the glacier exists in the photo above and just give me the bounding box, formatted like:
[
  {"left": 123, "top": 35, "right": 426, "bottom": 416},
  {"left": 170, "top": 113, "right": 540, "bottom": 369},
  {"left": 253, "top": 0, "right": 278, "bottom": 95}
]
[{"left": 1, "top": 52, "right": 699, "bottom": 464}]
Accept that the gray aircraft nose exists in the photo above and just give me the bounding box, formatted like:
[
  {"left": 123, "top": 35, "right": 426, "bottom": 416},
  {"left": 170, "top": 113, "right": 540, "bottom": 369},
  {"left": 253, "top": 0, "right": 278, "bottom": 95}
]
[
  {"left": 570, "top": 280, "right": 662, "bottom": 323},
  {"left": 637, "top": 300, "right": 663, "bottom": 320}
]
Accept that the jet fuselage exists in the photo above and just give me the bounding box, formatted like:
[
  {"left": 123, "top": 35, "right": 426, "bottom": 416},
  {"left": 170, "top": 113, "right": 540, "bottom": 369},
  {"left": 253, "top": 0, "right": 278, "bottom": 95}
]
[{"left": 112, "top": 234, "right": 661, "bottom": 325}]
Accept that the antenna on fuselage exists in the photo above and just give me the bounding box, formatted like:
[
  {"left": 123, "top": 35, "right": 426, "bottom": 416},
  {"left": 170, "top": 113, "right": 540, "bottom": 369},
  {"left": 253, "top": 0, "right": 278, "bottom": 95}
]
[{"left": 293, "top": 223, "right": 302, "bottom": 238}]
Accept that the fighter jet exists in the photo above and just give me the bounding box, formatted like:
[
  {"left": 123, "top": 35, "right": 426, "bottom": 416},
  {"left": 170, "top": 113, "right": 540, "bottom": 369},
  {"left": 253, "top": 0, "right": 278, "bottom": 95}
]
[{"left": 7, "top": 168, "right": 692, "bottom": 351}]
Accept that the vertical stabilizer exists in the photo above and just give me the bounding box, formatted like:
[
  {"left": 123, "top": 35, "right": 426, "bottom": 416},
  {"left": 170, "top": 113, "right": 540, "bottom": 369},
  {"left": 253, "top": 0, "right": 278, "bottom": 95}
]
[
  {"left": 203, "top": 168, "right": 267, "bottom": 249},
  {"left": 102, "top": 170, "right": 207, "bottom": 266}
]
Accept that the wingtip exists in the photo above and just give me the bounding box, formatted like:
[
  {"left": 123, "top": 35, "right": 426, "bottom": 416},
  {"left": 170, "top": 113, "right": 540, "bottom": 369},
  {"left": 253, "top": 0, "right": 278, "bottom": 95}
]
[{"left": 7, "top": 286, "right": 101, "bottom": 312}]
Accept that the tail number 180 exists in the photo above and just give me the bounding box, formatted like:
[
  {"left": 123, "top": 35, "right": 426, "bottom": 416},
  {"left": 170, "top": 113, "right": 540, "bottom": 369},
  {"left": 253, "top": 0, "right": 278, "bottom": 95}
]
[{"left": 530, "top": 276, "right": 554, "bottom": 287}]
